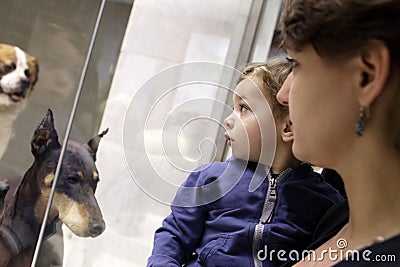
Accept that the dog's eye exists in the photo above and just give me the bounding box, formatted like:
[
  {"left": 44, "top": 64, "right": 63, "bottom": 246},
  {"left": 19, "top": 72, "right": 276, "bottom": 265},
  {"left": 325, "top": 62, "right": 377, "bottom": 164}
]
[
  {"left": 4, "top": 63, "right": 16, "bottom": 73},
  {"left": 24, "top": 69, "right": 31, "bottom": 78},
  {"left": 66, "top": 176, "right": 79, "bottom": 184}
]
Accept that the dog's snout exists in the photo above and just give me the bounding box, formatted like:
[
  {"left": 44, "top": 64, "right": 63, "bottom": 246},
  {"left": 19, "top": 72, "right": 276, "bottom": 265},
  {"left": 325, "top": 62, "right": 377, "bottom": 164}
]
[
  {"left": 0, "top": 181, "right": 10, "bottom": 197},
  {"left": 89, "top": 220, "right": 105, "bottom": 237}
]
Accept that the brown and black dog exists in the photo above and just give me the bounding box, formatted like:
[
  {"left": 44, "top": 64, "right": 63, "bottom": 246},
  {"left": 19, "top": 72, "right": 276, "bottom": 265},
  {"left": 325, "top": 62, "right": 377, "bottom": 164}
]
[
  {"left": 0, "top": 109, "right": 106, "bottom": 266},
  {"left": 0, "top": 43, "right": 39, "bottom": 160}
]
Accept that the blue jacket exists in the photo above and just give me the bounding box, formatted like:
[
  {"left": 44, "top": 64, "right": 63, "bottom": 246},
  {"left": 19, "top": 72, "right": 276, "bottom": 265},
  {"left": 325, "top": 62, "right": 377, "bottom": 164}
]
[{"left": 147, "top": 157, "right": 344, "bottom": 267}]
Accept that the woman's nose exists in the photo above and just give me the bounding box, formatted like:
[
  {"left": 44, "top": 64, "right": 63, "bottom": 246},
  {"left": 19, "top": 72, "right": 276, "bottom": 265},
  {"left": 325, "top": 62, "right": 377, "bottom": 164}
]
[{"left": 276, "top": 72, "right": 292, "bottom": 106}]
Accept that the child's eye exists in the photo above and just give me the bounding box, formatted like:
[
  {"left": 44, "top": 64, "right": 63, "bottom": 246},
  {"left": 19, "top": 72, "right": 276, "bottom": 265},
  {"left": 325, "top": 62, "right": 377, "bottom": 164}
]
[{"left": 240, "top": 104, "right": 249, "bottom": 113}]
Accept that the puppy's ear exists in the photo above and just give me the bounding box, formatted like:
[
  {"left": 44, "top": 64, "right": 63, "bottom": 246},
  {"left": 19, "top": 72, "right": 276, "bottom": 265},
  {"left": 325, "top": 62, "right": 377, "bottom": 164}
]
[
  {"left": 84, "top": 128, "right": 109, "bottom": 161},
  {"left": 32, "top": 58, "right": 39, "bottom": 86},
  {"left": 31, "top": 109, "right": 61, "bottom": 159},
  {"left": 28, "top": 55, "right": 39, "bottom": 88}
]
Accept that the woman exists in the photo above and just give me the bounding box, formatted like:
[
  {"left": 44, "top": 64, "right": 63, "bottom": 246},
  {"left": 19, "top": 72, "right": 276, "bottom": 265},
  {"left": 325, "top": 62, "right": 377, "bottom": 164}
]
[{"left": 277, "top": 0, "right": 400, "bottom": 266}]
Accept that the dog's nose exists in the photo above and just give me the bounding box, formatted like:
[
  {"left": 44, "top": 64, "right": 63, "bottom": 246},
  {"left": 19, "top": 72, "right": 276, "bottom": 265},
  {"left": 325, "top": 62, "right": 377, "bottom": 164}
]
[
  {"left": 0, "top": 181, "right": 10, "bottom": 214},
  {"left": 89, "top": 220, "right": 105, "bottom": 237},
  {"left": 21, "top": 79, "right": 29, "bottom": 88}
]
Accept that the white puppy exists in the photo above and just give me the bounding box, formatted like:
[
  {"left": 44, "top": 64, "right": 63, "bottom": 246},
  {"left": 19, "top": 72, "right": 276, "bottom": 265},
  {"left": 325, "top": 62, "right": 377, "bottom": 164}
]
[{"left": 0, "top": 44, "right": 38, "bottom": 159}]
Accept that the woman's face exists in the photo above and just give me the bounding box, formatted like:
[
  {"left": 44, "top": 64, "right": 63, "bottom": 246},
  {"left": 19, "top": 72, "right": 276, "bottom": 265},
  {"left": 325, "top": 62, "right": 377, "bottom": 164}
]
[{"left": 277, "top": 44, "right": 359, "bottom": 167}]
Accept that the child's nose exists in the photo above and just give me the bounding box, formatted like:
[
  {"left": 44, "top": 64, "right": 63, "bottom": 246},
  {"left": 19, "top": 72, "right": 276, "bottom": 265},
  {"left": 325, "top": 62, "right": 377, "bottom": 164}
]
[{"left": 224, "top": 113, "right": 234, "bottom": 129}]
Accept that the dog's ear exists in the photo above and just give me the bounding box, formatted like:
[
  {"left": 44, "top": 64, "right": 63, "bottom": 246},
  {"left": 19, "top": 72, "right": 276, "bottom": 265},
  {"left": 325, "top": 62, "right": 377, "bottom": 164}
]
[
  {"left": 30, "top": 57, "right": 39, "bottom": 87},
  {"left": 85, "top": 128, "right": 108, "bottom": 162},
  {"left": 31, "top": 109, "right": 61, "bottom": 159}
]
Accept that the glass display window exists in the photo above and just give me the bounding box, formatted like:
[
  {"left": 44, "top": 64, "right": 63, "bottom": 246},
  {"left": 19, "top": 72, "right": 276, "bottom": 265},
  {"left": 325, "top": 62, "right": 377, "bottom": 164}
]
[{"left": 0, "top": 0, "right": 283, "bottom": 266}]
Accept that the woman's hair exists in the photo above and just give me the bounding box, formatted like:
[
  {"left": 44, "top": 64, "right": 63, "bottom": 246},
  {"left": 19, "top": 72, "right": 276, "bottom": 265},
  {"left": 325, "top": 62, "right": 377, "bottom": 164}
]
[
  {"left": 281, "top": 0, "right": 400, "bottom": 67},
  {"left": 237, "top": 61, "right": 291, "bottom": 119}
]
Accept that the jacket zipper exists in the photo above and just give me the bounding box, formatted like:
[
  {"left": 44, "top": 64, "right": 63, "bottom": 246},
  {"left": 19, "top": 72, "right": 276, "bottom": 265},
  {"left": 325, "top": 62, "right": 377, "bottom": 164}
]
[{"left": 252, "top": 167, "right": 292, "bottom": 267}]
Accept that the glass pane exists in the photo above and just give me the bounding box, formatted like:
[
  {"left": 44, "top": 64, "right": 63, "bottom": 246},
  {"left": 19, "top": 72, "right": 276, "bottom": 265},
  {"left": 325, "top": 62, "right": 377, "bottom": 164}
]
[
  {"left": 0, "top": 0, "right": 132, "bottom": 266},
  {"left": 62, "top": 1, "right": 257, "bottom": 266},
  {"left": 0, "top": 0, "right": 101, "bottom": 174}
]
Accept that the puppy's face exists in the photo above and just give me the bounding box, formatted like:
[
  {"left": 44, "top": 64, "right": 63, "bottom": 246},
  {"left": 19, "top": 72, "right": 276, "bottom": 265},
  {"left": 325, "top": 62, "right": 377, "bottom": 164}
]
[{"left": 0, "top": 43, "right": 38, "bottom": 107}]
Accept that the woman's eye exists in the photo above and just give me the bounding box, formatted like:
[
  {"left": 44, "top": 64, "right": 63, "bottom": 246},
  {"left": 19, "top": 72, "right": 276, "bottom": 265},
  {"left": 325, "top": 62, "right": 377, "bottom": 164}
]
[{"left": 286, "top": 55, "right": 298, "bottom": 70}]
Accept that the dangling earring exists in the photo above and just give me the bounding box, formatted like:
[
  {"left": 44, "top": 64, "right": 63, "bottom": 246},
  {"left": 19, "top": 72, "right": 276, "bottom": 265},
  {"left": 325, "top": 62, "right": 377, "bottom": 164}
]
[{"left": 355, "top": 106, "right": 370, "bottom": 137}]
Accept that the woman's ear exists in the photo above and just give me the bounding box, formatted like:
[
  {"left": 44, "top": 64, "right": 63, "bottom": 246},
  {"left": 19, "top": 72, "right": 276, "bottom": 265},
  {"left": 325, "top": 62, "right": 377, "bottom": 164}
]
[
  {"left": 280, "top": 115, "right": 294, "bottom": 143},
  {"left": 357, "top": 40, "right": 390, "bottom": 107}
]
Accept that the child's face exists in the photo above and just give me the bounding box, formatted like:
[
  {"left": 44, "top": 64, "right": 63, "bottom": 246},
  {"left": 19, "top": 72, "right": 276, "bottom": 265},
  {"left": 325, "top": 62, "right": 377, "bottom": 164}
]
[{"left": 224, "top": 76, "right": 276, "bottom": 164}]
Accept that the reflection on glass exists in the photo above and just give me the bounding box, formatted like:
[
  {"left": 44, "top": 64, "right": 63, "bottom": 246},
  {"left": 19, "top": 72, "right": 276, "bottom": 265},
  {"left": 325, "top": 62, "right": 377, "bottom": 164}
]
[
  {"left": 70, "top": 1, "right": 262, "bottom": 266},
  {"left": 0, "top": 0, "right": 132, "bottom": 266}
]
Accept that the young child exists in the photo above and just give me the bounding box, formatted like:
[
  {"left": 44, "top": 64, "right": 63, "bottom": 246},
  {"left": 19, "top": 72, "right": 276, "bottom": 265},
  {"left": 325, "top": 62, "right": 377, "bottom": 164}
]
[{"left": 147, "top": 62, "right": 344, "bottom": 267}]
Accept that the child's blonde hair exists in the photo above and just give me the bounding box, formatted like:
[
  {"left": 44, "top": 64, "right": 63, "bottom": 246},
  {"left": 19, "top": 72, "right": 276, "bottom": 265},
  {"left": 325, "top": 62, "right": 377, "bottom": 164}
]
[{"left": 237, "top": 62, "right": 291, "bottom": 119}]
